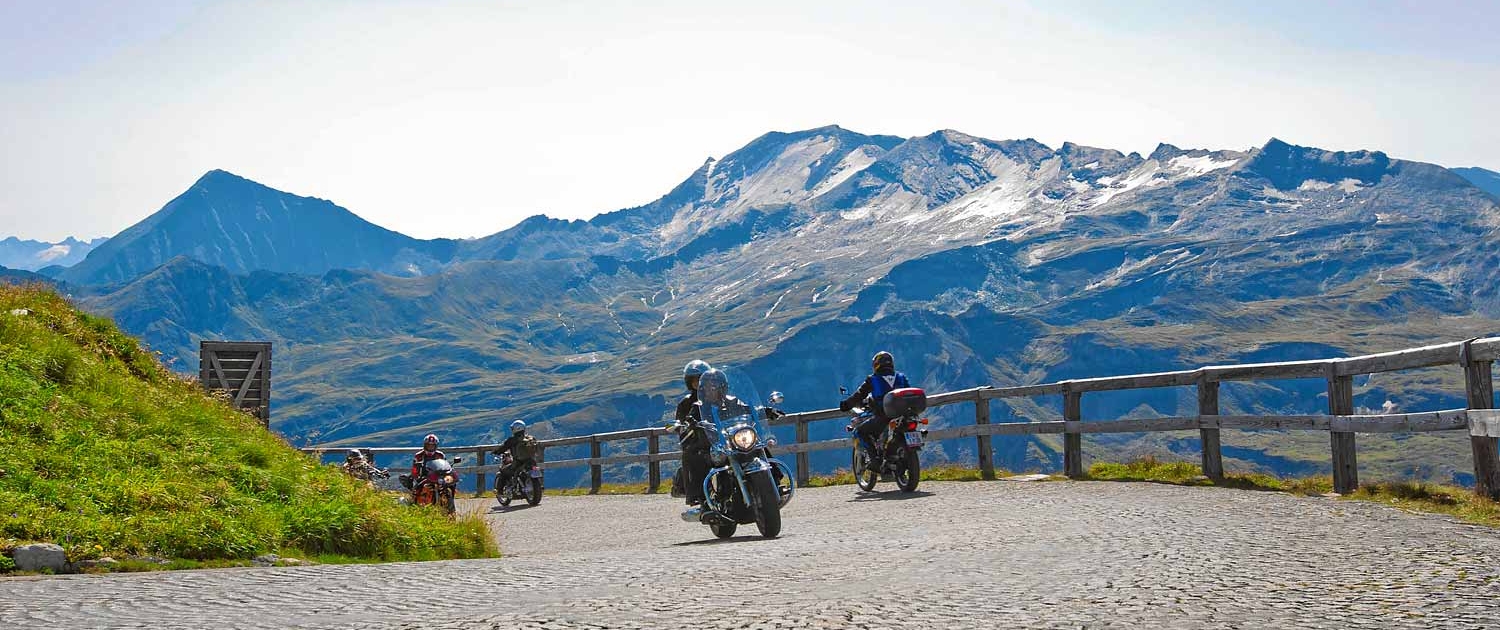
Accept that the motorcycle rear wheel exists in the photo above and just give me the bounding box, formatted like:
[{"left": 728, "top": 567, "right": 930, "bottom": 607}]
[
  {"left": 527, "top": 478, "right": 544, "bottom": 506},
  {"left": 853, "top": 446, "right": 877, "bottom": 492},
  {"left": 751, "top": 472, "right": 782, "bottom": 538},
  {"left": 896, "top": 449, "right": 921, "bottom": 493}
]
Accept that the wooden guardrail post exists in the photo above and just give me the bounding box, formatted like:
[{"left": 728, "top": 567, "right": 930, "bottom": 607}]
[
  {"left": 475, "top": 449, "right": 488, "bottom": 498},
  {"left": 1462, "top": 341, "right": 1500, "bottom": 499},
  {"left": 589, "top": 436, "right": 603, "bottom": 494},
  {"left": 975, "top": 395, "right": 995, "bottom": 480},
  {"left": 795, "top": 419, "right": 810, "bottom": 486},
  {"left": 647, "top": 431, "right": 661, "bottom": 494},
  {"left": 1197, "top": 380, "right": 1224, "bottom": 481},
  {"left": 1327, "top": 369, "right": 1358, "bottom": 494},
  {"left": 1063, "top": 391, "right": 1083, "bottom": 478}
]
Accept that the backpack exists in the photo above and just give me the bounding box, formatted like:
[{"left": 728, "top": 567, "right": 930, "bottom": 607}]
[
  {"left": 869, "top": 372, "right": 910, "bottom": 415},
  {"left": 512, "top": 434, "right": 538, "bottom": 461}
]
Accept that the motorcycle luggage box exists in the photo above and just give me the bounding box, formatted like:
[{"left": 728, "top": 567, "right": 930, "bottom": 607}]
[{"left": 882, "top": 387, "right": 927, "bottom": 417}]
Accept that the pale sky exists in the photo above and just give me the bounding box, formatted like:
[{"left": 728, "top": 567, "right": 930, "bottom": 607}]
[{"left": 3, "top": 0, "right": 1497, "bottom": 242}]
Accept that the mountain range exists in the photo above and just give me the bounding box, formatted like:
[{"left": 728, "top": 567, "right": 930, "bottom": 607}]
[
  {"left": 0, "top": 236, "right": 107, "bottom": 271},
  {"left": 11, "top": 126, "right": 1500, "bottom": 486}
]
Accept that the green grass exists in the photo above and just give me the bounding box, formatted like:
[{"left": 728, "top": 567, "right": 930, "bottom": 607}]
[
  {"left": 0, "top": 285, "right": 498, "bottom": 572},
  {"left": 802, "top": 463, "right": 999, "bottom": 488},
  {"left": 549, "top": 482, "right": 654, "bottom": 496}
]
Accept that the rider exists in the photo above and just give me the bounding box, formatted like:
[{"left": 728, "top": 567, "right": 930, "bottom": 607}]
[
  {"left": 410, "top": 433, "right": 446, "bottom": 483},
  {"left": 492, "top": 420, "right": 539, "bottom": 493},
  {"left": 677, "top": 360, "right": 713, "bottom": 509},
  {"left": 839, "top": 351, "right": 911, "bottom": 471},
  {"left": 343, "top": 449, "right": 373, "bottom": 479}
]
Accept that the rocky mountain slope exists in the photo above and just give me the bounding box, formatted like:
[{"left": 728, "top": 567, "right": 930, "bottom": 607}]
[
  {"left": 71, "top": 127, "right": 1500, "bottom": 485},
  {"left": 1454, "top": 167, "right": 1500, "bottom": 199}
]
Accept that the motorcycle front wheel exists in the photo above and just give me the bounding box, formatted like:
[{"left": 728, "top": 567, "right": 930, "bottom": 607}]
[
  {"left": 441, "top": 488, "right": 456, "bottom": 515},
  {"left": 496, "top": 482, "right": 513, "bottom": 506},
  {"left": 527, "top": 478, "right": 544, "bottom": 506},
  {"left": 710, "top": 521, "right": 737, "bottom": 539},
  {"left": 853, "top": 446, "right": 878, "bottom": 492},
  {"left": 750, "top": 472, "right": 782, "bottom": 539},
  {"left": 896, "top": 448, "right": 921, "bottom": 493}
]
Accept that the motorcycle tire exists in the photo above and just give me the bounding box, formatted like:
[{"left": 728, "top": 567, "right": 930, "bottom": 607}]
[
  {"left": 853, "top": 446, "right": 878, "bottom": 492},
  {"left": 710, "top": 521, "right": 737, "bottom": 539},
  {"left": 442, "top": 489, "right": 456, "bottom": 515},
  {"left": 750, "top": 472, "right": 782, "bottom": 539},
  {"left": 896, "top": 449, "right": 921, "bottom": 493},
  {"left": 527, "top": 478, "right": 543, "bottom": 506}
]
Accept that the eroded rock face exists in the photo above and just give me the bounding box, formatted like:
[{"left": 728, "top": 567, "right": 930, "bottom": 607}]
[{"left": 13, "top": 543, "right": 67, "bottom": 573}]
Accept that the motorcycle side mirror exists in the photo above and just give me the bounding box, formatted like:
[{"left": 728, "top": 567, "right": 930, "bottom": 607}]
[
  {"left": 839, "top": 386, "right": 848, "bottom": 396},
  {"left": 769, "top": 391, "right": 784, "bottom": 405},
  {"left": 453, "top": 457, "right": 463, "bottom": 464}
]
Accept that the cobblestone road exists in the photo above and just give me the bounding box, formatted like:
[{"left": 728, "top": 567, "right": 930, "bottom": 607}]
[{"left": 4, "top": 480, "right": 1500, "bottom": 629}]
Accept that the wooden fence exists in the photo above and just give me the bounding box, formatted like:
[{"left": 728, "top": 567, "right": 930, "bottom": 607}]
[
  {"left": 302, "top": 336, "right": 1500, "bottom": 499},
  {"left": 202, "top": 341, "right": 271, "bottom": 426}
]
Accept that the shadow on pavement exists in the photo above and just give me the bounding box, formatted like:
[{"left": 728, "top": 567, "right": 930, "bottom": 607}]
[
  {"left": 846, "top": 490, "right": 935, "bottom": 502},
  {"left": 672, "top": 535, "right": 773, "bottom": 547}
]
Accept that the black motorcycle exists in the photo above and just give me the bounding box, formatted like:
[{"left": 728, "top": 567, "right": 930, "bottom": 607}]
[
  {"left": 673, "top": 369, "right": 794, "bottom": 539},
  {"left": 845, "top": 387, "right": 929, "bottom": 493},
  {"left": 494, "top": 453, "right": 544, "bottom": 507}
]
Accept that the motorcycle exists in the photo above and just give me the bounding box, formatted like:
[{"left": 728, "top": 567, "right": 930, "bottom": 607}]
[
  {"left": 494, "top": 452, "right": 544, "bottom": 507},
  {"left": 674, "top": 368, "right": 795, "bottom": 539},
  {"left": 844, "top": 386, "right": 929, "bottom": 493},
  {"left": 403, "top": 456, "right": 462, "bottom": 515}
]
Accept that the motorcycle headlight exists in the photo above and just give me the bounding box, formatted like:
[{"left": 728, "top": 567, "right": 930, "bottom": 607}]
[{"left": 731, "top": 427, "right": 758, "bottom": 451}]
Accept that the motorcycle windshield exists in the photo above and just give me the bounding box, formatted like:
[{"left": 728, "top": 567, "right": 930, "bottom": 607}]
[
  {"left": 700, "top": 367, "right": 771, "bottom": 451},
  {"left": 426, "top": 458, "right": 453, "bottom": 474}
]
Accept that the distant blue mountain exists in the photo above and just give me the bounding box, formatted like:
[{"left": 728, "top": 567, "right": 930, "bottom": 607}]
[
  {"left": 60, "top": 170, "right": 457, "bottom": 286},
  {"left": 0, "top": 236, "right": 107, "bottom": 270}
]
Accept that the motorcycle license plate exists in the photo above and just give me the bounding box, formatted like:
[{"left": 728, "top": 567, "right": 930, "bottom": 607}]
[{"left": 905, "top": 431, "right": 923, "bottom": 446}]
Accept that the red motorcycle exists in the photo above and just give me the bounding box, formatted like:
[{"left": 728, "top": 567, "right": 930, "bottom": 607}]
[{"left": 406, "top": 456, "right": 462, "bottom": 515}]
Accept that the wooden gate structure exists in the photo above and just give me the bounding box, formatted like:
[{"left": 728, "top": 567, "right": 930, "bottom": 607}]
[{"left": 200, "top": 341, "right": 272, "bottom": 426}]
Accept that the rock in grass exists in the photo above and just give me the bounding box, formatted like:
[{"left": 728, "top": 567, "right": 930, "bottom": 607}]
[
  {"left": 13, "top": 543, "right": 67, "bottom": 573},
  {"left": 252, "top": 554, "right": 280, "bottom": 567}
]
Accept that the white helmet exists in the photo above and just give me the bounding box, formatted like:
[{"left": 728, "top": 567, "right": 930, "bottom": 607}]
[{"left": 510, "top": 420, "right": 526, "bottom": 434}]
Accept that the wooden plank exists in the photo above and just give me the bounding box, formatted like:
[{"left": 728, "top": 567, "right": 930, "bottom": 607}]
[
  {"left": 1199, "top": 380, "right": 1224, "bottom": 481},
  {"left": 926, "top": 387, "right": 986, "bottom": 405},
  {"left": 1329, "top": 409, "right": 1469, "bottom": 433},
  {"left": 1328, "top": 372, "right": 1358, "bottom": 494},
  {"left": 981, "top": 383, "right": 1068, "bottom": 399},
  {"left": 1202, "top": 360, "right": 1330, "bottom": 382},
  {"left": 1335, "top": 341, "right": 1463, "bottom": 376},
  {"left": 795, "top": 420, "right": 810, "bottom": 486},
  {"left": 589, "top": 437, "right": 602, "bottom": 494},
  {"left": 647, "top": 432, "right": 661, "bottom": 494},
  {"left": 231, "top": 351, "right": 264, "bottom": 406},
  {"left": 1464, "top": 352, "right": 1500, "bottom": 500},
  {"left": 208, "top": 352, "right": 231, "bottom": 390},
  {"left": 202, "top": 341, "right": 274, "bottom": 353},
  {"left": 1471, "top": 410, "right": 1500, "bottom": 438},
  {"left": 926, "top": 422, "right": 1067, "bottom": 439},
  {"left": 770, "top": 408, "right": 845, "bottom": 427},
  {"left": 975, "top": 397, "right": 995, "bottom": 480},
  {"left": 1470, "top": 338, "right": 1500, "bottom": 363},
  {"left": 1064, "top": 392, "right": 1083, "bottom": 479},
  {"left": 475, "top": 450, "right": 488, "bottom": 498},
  {"left": 775, "top": 437, "right": 855, "bottom": 455},
  {"left": 1070, "top": 417, "right": 1200, "bottom": 434},
  {"left": 1061, "top": 370, "right": 1200, "bottom": 394}
]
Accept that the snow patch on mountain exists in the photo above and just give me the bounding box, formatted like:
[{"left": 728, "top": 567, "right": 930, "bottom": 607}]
[{"left": 1167, "top": 154, "right": 1241, "bottom": 175}]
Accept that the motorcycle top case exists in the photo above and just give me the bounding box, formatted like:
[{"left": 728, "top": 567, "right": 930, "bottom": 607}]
[{"left": 882, "top": 387, "right": 927, "bottom": 418}]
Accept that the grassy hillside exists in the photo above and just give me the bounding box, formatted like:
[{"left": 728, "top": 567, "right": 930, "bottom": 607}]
[{"left": 0, "top": 284, "right": 496, "bottom": 568}]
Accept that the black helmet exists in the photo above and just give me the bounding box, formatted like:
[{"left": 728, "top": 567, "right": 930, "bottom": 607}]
[
  {"left": 683, "top": 360, "right": 712, "bottom": 392},
  {"left": 872, "top": 351, "right": 895, "bottom": 374},
  {"left": 697, "top": 368, "right": 729, "bottom": 405}
]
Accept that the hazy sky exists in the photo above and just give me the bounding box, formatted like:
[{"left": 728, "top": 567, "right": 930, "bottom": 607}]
[{"left": 3, "top": 0, "right": 1497, "bottom": 242}]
